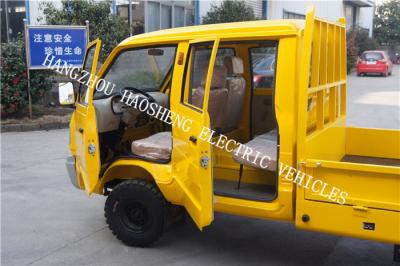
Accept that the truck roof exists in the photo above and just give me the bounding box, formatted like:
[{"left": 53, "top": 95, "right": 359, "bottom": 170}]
[{"left": 120, "top": 19, "right": 305, "bottom": 46}]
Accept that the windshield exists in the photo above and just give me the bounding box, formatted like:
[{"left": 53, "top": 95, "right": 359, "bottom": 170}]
[{"left": 94, "top": 46, "right": 176, "bottom": 99}]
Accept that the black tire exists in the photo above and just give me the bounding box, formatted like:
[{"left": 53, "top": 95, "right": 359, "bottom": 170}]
[{"left": 105, "top": 179, "right": 166, "bottom": 247}]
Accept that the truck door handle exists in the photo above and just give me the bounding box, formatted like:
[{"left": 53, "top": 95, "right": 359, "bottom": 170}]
[
  {"left": 189, "top": 136, "right": 197, "bottom": 144},
  {"left": 353, "top": 205, "right": 368, "bottom": 211},
  {"left": 79, "top": 128, "right": 84, "bottom": 134}
]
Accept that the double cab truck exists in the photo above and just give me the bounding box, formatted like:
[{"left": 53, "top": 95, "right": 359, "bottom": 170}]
[{"left": 60, "top": 7, "right": 400, "bottom": 260}]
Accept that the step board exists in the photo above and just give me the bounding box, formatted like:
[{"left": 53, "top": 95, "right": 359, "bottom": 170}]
[{"left": 214, "top": 179, "right": 276, "bottom": 202}]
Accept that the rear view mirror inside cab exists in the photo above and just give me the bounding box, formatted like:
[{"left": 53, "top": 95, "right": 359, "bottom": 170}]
[{"left": 148, "top": 48, "right": 164, "bottom": 56}]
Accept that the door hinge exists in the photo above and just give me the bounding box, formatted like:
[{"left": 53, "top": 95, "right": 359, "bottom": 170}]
[
  {"left": 88, "top": 143, "right": 96, "bottom": 155},
  {"left": 200, "top": 155, "right": 209, "bottom": 169}
]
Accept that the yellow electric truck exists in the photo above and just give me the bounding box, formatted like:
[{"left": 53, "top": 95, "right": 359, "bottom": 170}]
[{"left": 60, "top": 7, "right": 400, "bottom": 260}]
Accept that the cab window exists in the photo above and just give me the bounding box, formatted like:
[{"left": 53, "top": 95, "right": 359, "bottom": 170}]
[
  {"left": 182, "top": 45, "right": 234, "bottom": 109},
  {"left": 94, "top": 46, "right": 177, "bottom": 99},
  {"left": 250, "top": 43, "right": 277, "bottom": 89}
]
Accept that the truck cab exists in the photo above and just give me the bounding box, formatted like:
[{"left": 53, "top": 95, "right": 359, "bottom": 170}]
[{"left": 61, "top": 7, "right": 400, "bottom": 252}]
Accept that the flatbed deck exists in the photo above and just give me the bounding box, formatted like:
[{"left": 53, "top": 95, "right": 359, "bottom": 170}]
[{"left": 341, "top": 155, "right": 400, "bottom": 167}]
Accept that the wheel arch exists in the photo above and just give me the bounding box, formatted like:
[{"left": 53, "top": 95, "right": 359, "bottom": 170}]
[
  {"left": 94, "top": 159, "right": 178, "bottom": 202},
  {"left": 101, "top": 164, "right": 154, "bottom": 192}
]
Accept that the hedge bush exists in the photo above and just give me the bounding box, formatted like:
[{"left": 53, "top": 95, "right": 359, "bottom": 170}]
[
  {"left": 346, "top": 31, "right": 358, "bottom": 73},
  {"left": 1, "top": 34, "right": 54, "bottom": 116},
  {"left": 346, "top": 28, "right": 378, "bottom": 73}
]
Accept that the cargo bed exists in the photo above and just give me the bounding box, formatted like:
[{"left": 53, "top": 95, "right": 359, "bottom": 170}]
[
  {"left": 296, "top": 126, "right": 400, "bottom": 243},
  {"left": 341, "top": 155, "right": 400, "bottom": 167}
]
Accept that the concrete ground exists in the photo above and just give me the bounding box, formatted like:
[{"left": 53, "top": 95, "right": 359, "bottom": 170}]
[
  {"left": 1, "top": 65, "right": 399, "bottom": 266},
  {"left": 347, "top": 65, "right": 400, "bottom": 129}
]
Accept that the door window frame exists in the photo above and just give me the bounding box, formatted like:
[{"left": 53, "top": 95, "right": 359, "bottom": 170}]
[
  {"left": 248, "top": 41, "right": 279, "bottom": 91},
  {"left": 77, "top": 39, "right": 102, "bottom": 107},
  {"left": 180, "top": 39, "right": 221, "bottom": 113}
]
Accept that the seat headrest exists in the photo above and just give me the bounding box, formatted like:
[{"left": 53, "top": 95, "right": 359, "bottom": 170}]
[
  {"left": 211, "top": 65, "right": 227, "bottom": 89},
  {"left": 224, "top": 56, "right": 244, "bottom": 75}
]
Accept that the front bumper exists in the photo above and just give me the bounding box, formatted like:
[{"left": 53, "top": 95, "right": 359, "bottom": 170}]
[{"left": 66, "top": 156, "right": 80, "bottom": 189}]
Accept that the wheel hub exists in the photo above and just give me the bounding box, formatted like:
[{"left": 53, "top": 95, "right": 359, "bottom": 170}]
[{"left": 121, "top": 203, "right": 150, "bottom": 231}]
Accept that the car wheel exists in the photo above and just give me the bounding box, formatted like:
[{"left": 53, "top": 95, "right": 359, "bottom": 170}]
[
  {"left": 357, "top": 72, "right": 361, "bottom": 76},
  {"left": 105, "top": 179, "right": 166, "bottom": 247}
]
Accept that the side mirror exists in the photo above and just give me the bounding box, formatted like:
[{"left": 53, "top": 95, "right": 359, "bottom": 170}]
[{"left": 58, "top": 82, "right": 75, "bottom": 105}]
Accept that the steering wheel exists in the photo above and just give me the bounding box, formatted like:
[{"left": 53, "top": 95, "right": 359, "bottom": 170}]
[{"left": 121, "top": 87, "right": 157, "bottom": 104}]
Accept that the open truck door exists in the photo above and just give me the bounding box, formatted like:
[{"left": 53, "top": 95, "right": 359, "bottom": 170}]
[
  {"left": 170, "top": 39, "right": 220, "bottom": 229},
  {"left": 74, "top": 39, "right": 102, "bottom": 194}
]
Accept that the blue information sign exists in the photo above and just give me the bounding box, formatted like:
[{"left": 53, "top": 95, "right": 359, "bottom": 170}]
[{"left": 26, "top": 26, "right": 87, "bottom": 69}]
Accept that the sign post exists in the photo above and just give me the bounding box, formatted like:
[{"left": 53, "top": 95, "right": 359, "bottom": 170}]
[
  {"left": 24, "top": 23, "right": 88, "bottom": 118},
  {"left": 23, "top": 19, "right": 33, "bottom": 118}
]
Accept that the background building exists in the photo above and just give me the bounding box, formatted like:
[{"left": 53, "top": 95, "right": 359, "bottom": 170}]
[
  {"left": 266, "top": 0, "right": 375, "bottom": 36},
  {"left": 115, "top": 0, "right": 195, "bottom": 34},
  {"left": 1, "top": 0, "right": 194, "bottom": 42},
  {"left": 196, "top": 0, "right": 375, "bottom": 36},
  {"left": 1, "top": 0, "right": 31, "bottom": 42}
]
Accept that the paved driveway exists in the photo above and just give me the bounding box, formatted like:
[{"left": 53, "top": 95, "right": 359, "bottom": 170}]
[
  {"left": 347, "top": 65, "right": 400, "bottom": 129},
  {"left": 1, "top": 65, "right": 399, "bottom": 266}
]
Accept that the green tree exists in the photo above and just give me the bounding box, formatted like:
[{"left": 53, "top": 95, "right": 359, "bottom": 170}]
[
  {"left": 348, "top": 27, "right": 378, "bottom": 55},
  {"left": 40, "top": 0, "right": 129, "bottom": 61},
  {"left": 202, "top": 0, "right": 257, "bottom": 24},
  {"left": 374, "top": 0, "right": 400, "bottom": 46},
  {"left": 354, "top": 28, "right": 379, "bottom": 54}
]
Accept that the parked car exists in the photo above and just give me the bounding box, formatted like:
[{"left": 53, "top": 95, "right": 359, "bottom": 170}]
[
  {"left": 356, "top": 50, "right": 392, "bottom": 77},
  {"left": 252, "top": 56, "right": 275, "bottom": 88}
]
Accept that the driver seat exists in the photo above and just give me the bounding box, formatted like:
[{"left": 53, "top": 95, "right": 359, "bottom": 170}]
[
  {"left": 131, "top": 132, "right": 172, "bottom": 161},
  {"left": 130, "top": 67, "right": 228, "bottom": 161}
]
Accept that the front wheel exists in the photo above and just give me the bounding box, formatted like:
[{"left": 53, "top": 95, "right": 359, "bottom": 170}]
[{"left": 105, "top": 179, "right": 166, "bottom": 247}]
